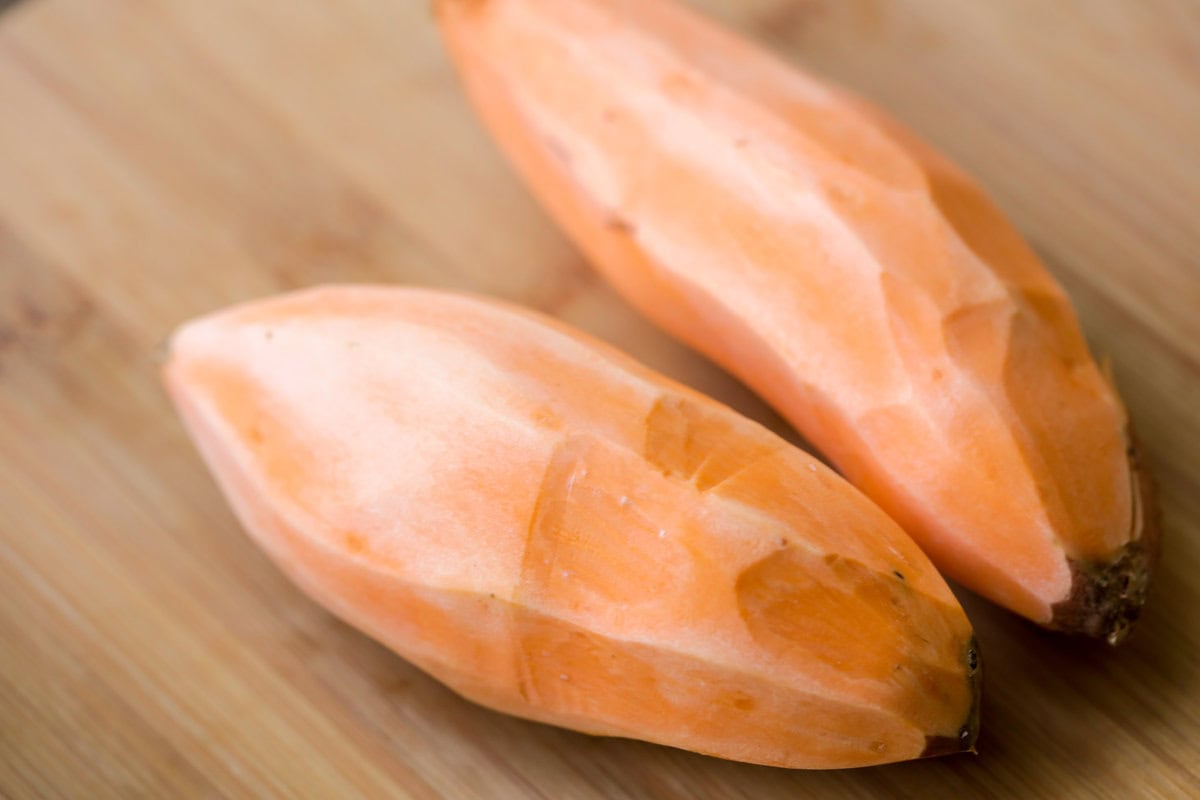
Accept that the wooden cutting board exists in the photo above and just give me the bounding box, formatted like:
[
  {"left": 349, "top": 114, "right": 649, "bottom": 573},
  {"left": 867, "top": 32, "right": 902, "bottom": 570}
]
[{"left": 1, "top": 1, "right": 1197, "bottom": 797}]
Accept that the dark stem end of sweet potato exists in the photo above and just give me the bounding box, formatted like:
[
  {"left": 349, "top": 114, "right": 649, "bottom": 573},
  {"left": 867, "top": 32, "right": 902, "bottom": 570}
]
[
  {"left": 921, "top": 635, "right": 981, "bottom": 758},
  {"left": 1048, "top": 430, "right": 1161, "bottom": 645}
]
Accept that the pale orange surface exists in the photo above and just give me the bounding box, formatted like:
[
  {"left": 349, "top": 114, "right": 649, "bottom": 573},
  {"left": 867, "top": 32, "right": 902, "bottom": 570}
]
[
  {"left": 437, "top": 0, "right": 1144, "bottom": 626},
  {"left": 1, "top": 0, "right": 1196, "bottom": 796},
  {"left": 163, "top": 285, "right": 977, "bottom": 769}
]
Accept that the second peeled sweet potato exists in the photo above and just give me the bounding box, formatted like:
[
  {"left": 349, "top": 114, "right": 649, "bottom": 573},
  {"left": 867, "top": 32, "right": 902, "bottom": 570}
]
[
  {"left": 437, "top": 0, "right": 1158, "bottom": 641},
  {"left": 163, "top": 285, "right": 979, "bottom": 768}
]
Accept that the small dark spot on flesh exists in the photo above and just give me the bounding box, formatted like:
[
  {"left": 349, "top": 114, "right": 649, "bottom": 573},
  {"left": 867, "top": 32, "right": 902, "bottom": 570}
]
[
  {"left": 264, "top": 329, "right": 274, "bottom": 340},
  {"left": 779, "top": 537, "right": 789, "bottom": 548},
  {"left": 607, "top": 214, "right": 636, "bottom": 236},
  {"left": 893, "top": 570, "right": 905, "bottom": 581}
]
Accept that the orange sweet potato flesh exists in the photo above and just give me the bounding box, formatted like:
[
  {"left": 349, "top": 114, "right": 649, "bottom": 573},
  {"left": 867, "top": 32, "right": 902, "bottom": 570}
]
[
  {"left": 436, "top": 0, "right": 1159, "bottom": 641},
  {"left": 163, "top": 285, "right": 979, "bottom": 768}
]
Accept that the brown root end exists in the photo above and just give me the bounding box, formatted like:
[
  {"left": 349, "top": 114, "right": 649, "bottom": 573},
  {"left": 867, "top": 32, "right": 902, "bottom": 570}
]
[
  {"left": 921, "top": 636, "right": 981, "bottom": 758},
  {"left": 1049, "top": 430, "right": 1161, "bottom": 645}
]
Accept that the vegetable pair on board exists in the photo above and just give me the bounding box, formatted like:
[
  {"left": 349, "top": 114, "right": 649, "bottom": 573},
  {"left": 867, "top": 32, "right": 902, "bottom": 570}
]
[{"left": 164, "top": 0, "right": 1156, "bottom": 770}]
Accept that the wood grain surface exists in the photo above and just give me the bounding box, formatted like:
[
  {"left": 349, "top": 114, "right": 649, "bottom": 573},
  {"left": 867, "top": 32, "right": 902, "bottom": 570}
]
[{"left": 1, "top": 1, "right": 1197, "bottom": 797}]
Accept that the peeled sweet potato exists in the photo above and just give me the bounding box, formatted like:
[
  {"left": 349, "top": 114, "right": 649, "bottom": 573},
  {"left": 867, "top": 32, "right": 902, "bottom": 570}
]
[
  {"left": 436, "top": 0, "right": 1158, "bottom": 641},
  {"left": 163, "top": 285, "right": 979, "bottom": 768}
]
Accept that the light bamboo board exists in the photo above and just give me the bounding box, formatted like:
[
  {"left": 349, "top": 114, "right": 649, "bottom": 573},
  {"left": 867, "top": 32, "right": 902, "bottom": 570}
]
[{"left": 1, "top": 1, "right": 1198, "bottom": 797}]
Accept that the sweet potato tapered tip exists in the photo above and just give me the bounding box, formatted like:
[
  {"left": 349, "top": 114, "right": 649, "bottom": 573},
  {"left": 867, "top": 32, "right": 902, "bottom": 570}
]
[
  {"left": 163, "top": 285, "right": 980, "bottom": 769},
  {"left": 1051, "top": 436, "right": 1160, "bottom": 644},
  {"left": 921, "top": 636, "right": 980, "bottom": 758},
  {"left": 436, "top": 0, "right": 1159, "bottom": 639}
]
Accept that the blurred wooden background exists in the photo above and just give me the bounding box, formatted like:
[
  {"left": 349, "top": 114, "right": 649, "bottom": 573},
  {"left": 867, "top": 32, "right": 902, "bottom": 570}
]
[{"left": 1, "top": 0, "right": 1197, "bottom": 797}]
